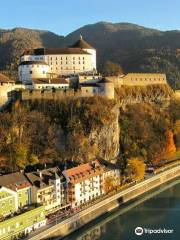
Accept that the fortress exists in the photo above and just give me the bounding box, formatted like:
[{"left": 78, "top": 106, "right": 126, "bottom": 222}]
[{"left": 0, "top": 36, "right": 169, "bottom": 105}]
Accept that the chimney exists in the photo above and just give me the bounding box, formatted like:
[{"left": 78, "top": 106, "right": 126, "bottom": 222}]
[{"left": 37, "top": 169, "right": 42, "bottom": 178}]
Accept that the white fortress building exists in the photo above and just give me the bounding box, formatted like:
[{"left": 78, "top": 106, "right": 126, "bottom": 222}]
[{"left": 18, "top": 35, "right": 96, "bottom": 84}]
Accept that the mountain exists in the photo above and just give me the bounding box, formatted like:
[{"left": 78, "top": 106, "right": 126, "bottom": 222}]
[
  {"left": 65, "top": 22, "right": 180, "bottom": 89},
  {"left": 0, "top": 22, "right": 180, "bottom": 89},
  {"left": 0, "top": 27, "right": 64, "bottom": 69}
]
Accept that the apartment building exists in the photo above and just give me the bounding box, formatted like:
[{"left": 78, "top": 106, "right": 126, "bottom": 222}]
[{"left": 26, "top": 167, "right": 68, "bottom": 213}]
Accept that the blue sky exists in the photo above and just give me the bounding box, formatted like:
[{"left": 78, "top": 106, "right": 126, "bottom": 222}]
[{"left": 0, "top": 0, "right": 180, "bottom": 35}]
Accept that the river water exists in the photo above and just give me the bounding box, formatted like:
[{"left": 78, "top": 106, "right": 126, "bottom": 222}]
[{"left": 63, "top": 178, "right": 180, "bottom": 240}]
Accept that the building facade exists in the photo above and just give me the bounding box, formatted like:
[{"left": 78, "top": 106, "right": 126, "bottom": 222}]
[
  {"left": 0, "top": 172, "right": 32, "bottom": 217},
  {"left": 32, "top": 77, "right": 69, "bottom": 90},
  {"left": 0, "top": 206, "right": 46, "bottom": 239},
  {"left": 0, "top": 73, "right": 15, "bottom": 107},
  {"left": 63, "top": 160, "right": 121, "bottom": 208},
  {"left": 26, "top": 168, "right": 68, "bottom": 213},
  {"left": 63, "top": 161, "right": 104, "bottom": 208},
  {"left": 108, "top": 73, "right": 167, "bottom": 87},
  {"left": 18, "top": 36, "right": 97, "bottom": 83}
]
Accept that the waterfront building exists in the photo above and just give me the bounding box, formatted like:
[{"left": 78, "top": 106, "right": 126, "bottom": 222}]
[
  {"left": 26, "top": 167, "right": 68, "bottom": 213},
  {"left": 63, "top": 161, "right": 104, "bottom": 208},
  {"left": 0, "top": 172, "right": 32, "bottom": 217},
  {"left": 19, "top": 35, "right": 96, "bottom": 83},
  {"left": 62, "top": 160, "right": 121, "bottom": 208},
  {"left": 0, "top": 205, "right": 46, "bottom": 239}
]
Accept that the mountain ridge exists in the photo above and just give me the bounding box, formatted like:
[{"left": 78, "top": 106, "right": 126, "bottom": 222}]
[{"left": 0, "top": 22, "right": 180, "bottom": 89}]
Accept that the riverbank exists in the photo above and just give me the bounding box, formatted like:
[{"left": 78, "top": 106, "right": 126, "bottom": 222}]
[
  {"left": 27, "top": 164, "right": 180, "bottom": 240},
  {"left": 64, "top": 176, "right": 180, "bottom": 240}
]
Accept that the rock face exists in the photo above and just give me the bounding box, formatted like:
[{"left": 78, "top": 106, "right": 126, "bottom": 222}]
[{"left": 89, "top": 105, "right": 120, "bottom": 161}]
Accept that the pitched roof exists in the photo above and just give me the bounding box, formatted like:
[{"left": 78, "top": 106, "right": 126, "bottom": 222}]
[
  {"left": 22, "top": 47, "right": 90, "bottom": 56},
  {"left": 63, "top": 160, "right": 105, "bottom": 183},
  {"left": 0, "top": 172, "right": 31, "bottom": 191},
  {"left": 0, "top": 73, "right": 15, "bottom": 83},
  {"left": 32, "top": 78, "right": 69, "bottom": 85},
  {"left": 71, "top": 36, "right": 95, "bottom": 50},
  {"left": 26, "top": 167, "right": 64, "bottom": 189}
]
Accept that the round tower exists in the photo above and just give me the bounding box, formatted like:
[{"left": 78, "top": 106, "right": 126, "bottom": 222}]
[
  {"left": 18, "top": 61, "right": 50, "bottom": 84},
  {"left": 98, "top": 78, "right": 114, "bottom": 99}
]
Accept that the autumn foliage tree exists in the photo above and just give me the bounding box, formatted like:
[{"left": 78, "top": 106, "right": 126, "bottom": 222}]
[
  {"left": 126, "top": 158, "right": 145, "bottom": 182},
  {"left": 102, "top": 60, "right": 124, "bottom": 76}
]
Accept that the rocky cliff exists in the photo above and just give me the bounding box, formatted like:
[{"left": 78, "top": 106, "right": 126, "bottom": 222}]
[{"left": 89, "top": 105, "right": 120, "bottom": 161}]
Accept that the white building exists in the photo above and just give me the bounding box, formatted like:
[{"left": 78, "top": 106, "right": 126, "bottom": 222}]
[
  {"left": 62, "top": 160, "right": 121, "bottom": 208},
  {"left": 62, "top": 161, "right": 104, "bottom": 208},
  {"left": 32, "top": 78, "right": 69, "bottom": 90},
  {"left": 19, "top": 36, "right": 97, "bottom": 84},
  {"left": 26, "top": 167, "right": 68, "bottom": 212},
  {"left": 18, "top": 61, "right": 50, "bottom": 84}
]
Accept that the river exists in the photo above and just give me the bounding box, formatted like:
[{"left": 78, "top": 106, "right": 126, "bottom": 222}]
[{"left": 63, "top": 177, "right": 180, "bottom": 240}]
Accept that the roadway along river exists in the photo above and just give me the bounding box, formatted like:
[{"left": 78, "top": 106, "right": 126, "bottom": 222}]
[{"left": 63, "top": 177, "right": 180, "bottom": 240}]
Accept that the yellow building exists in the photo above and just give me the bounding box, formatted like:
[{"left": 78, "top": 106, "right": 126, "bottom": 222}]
[{"left": 120, "top": 73, "right": 167, "bottom": 86}]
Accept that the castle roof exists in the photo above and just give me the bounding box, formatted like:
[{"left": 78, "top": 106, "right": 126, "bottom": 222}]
[
  {"left": 22, "top": 47, "right": 90, "bottom": 56},
  {"left": 0, "top": 73, "right": 14, "bottom": 83},
  {"left": 71, "top": 35, "right": 95, "bottom": 50},
  {"left": 123, "top": 73, "right": 166, "bottom": 78},
  {"left": 32, "top": 78, "right": 69, "bottom": 85}
]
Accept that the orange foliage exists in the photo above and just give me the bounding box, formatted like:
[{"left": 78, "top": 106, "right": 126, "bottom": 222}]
[
  {"left": 164, "top": 130, "right": 176, "bottom": 157},
  {"left": 153, "top": 130, "right": 176, "bottom": 163}
]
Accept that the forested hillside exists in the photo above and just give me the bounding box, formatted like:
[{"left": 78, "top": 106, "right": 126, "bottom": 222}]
[{"left": 0, "top": 95, "right": 179, "bottom": 172}]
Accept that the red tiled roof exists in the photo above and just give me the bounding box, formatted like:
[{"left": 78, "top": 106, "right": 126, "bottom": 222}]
[{"left": 64, "top": 160, "right": 105, "bottom": 183}]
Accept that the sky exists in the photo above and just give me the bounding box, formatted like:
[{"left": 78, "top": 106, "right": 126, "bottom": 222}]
[{"left": 0, "top": 0, "right": 180, "bottom": 36}]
